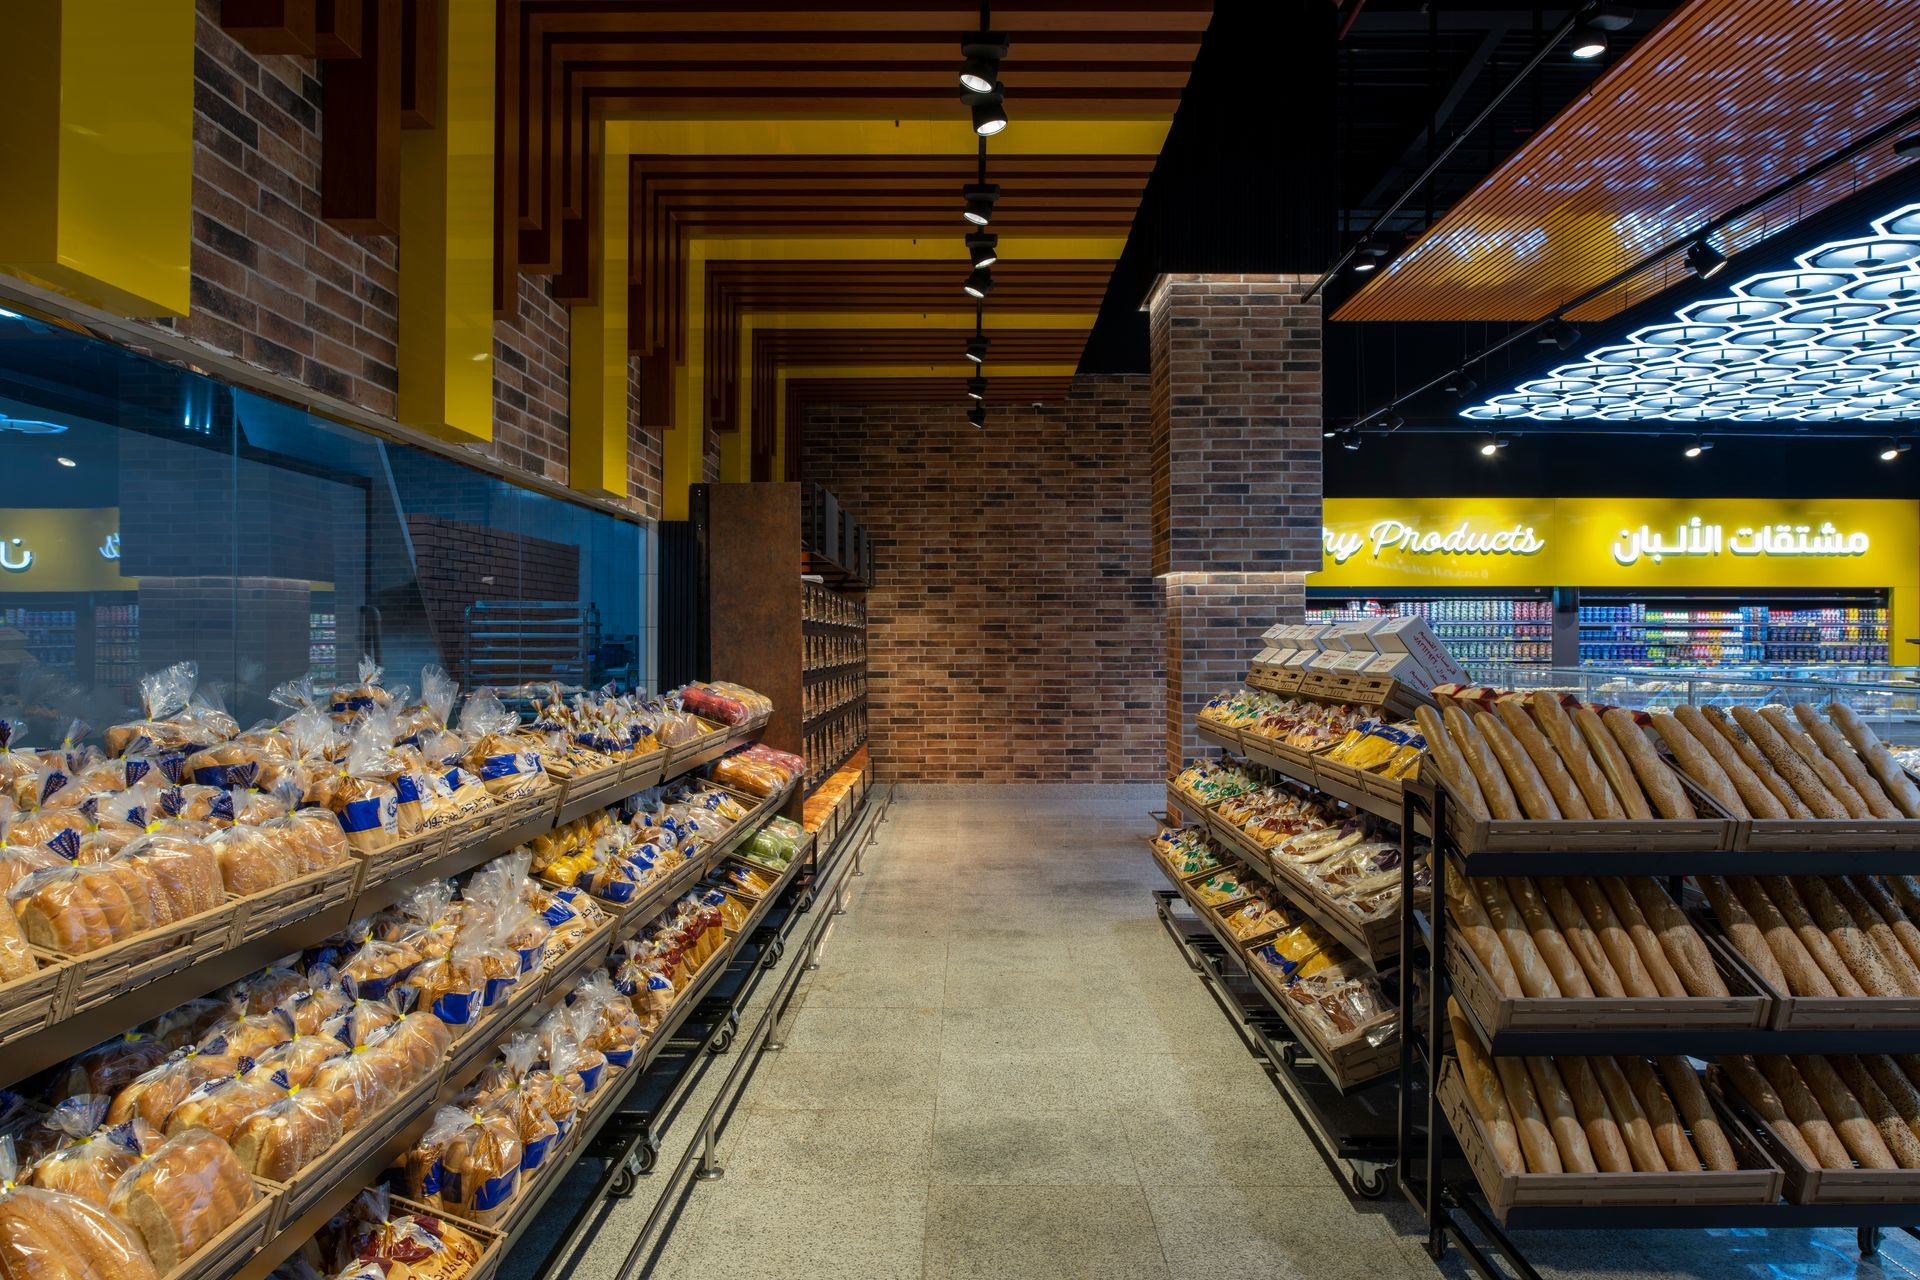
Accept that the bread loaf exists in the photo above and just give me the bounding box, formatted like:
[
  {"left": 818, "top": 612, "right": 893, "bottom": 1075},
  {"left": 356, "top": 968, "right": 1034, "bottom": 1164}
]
[
  {"left": 1557, "top": 1056, "right": 1631, "bottom": 1172},
  {"left": 1702, "top": 706, "right": 1812, "bottom": 818},
  {"left": 1796, "top": 876, "right": 1906, "bottom": 997},
  {"left": 1447, "top": 1001, "right": 1523, "bottom": 1174},
  {"left": 109, "top": 1052, "right": 240, "bottom": 1129},
  {"left": 1655, "top": 1056, "right": 1737, "bottom": 1171},
  {"left": 1591, "top": 1056, "right": 1664, "bottom": 1172},
  {"left": 0, "top": 906, "right": 37, "bottom": 983},
  {"left": 1757, "top": 877, "right": 1866, "bottom": 997},
  {"left": 107, "top": 1128, "right": 257, "bottom": 1271},
  {"left": 229, "top": 1089, "right": 345, "bottom": 1182},
  {"left": 1850, "top": 877, "right": 1920, "bottom": 975},
  {"left": 1529, "top": 693, "right": 1623, "bottom": 818},
  {"left": 1444, "top": 706, "right": 1521, "bottom": 821},
  {"left": 1719, "top": 1055, "right": 1819, "bottom": 1169},
  {"left": 162, "top": 1073, "right": 281, "bottom": 1142},
  {"left": 1625, "top": 877, "right": 1729, "bottom": 998},
  {"left": 1622, "top": 1056, "right": 1700, "bottom": 1171},
  {"left": 1731, "top": 706, "right": 1847, "bottom": 818},
  {"left": 1538, "top": 877, "right": 1625, "bottom": 997},
  {"left": 1495, "top": 700, "right": 1590, "bottom": 818},
  {"left": 1493, "top": 1055, "right": 1561, "bottom": 1173},
  {"left": 1792, "top": 1054, "right": 1896, "bottom": 1169},
  {"left": 1417, "top": 706, "right": 1489, "bottom": 821},
  {"left": 1598, "top": 878, "right": 1687, "bottom": 999},
  {"left": 1700, "top": 877, "right": 1787, "bottom": 995},
  {"left": 1476, "top": 878, "right": 1560, "bottom": 998},
  {"left": 1477, "top": 711, "right": 1562, "bottom": 820},
  {"left": 1601, "top": 708, "right": 1694, "bottom": 819},
  {"left": 1728, "top": 877, "right": 1835, "bottom": 997},
  {"left": 1444, "top": 865, "right": 1523, "bottom": 999},
  {"left": 0, "top": 1181, "right": 161, "bottom": 1280},
  {"left": 1760, "top": 705, "right": 1870, "bottom": 818},
  {"left": 1826, "top": 702, "right": 1920, "bottom": 818},
  {"left": 1565, "top": 877, "right": 1659, "bottom": 998},
  {"left": 1525, "top": 1056, "right": 1597, "bottom": 1172},
  {"left": 1755, "top": 1056, "right": 1854, "bottom": 1170},
  {"left": 13, "top": 868, "right": 109, "bottom": 953},
  {"left": 1824, "top": 877, "right": 1920, "bottom": 997},
  {"left": 1674, "top": 704, "right": 1785, "bottom": 819},
  {"left": 1862, "top": 1055, "right": 1920, "bottom": 1148},
  {"left": 1573, "top": 705, "right": 1653, "bottom": 819},
  {"left": 1650, "top": 712, "right": 1748, "bottom": 818},
  {"left": 1832, "top": 1056, "right": 1920, "bottom": 1169},
  {"left": 1793, "top": 705, "right": 1900, "bottom": 819},
  {"left": 1506, "top": 876, "right": 1593, "bottom": 997}
]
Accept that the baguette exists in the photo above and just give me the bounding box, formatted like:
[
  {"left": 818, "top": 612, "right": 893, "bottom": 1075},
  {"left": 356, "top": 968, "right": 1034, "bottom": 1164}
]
[
  {"left": 1495, "top": 700, "right": 1590, "bottom": 819},
  {"left": 1826, "top": 702, "right": 1920, "bottom": 818},
  {"left": 1476, "top": 877, "right": 1560, "bottom": 998},
  {"left": 1862, "top": 1054, "right": 1920, "bottom": 1147},
  {"left": 1761, "top": 705, "right": 1870, "bottom": 818},
  {"left": 1574, "top": 705, "right": 1653, "bottom": 819},
  {"left": 1559, "top": 1055, "right": 1631, "bottom": 1172},
  {"left": 1797, "top": 876, "right": 1907, "bottom": 997},
  {"left": 1566, "top": 877, "right": 1660, "bottom": 998},
  {"left": 1627, "top": 877, "right": 1729, "bottom": 998},
  {"left": 1444, "top": 706, "right": 1521, "bottom": 821},
  {"left": 1444, "top": 865, "right": 1524, "bottom": 999},
  {"left": 1650, "top": 712, "right": 1748, "bottom": 818},
  {"left": 1756, "top": 1056, "right": 1856, "bottom": 1170},
  {"left": 1731, "top": 706, "right": 1847, "bottom": 818},
  {"left": 1448, "top": 1001, "right": 1523, "bottom": 1174},
  {"left": 1656, "top": 1056, "right": 1738, "bottom": 1171},
  {"left": 1599, "top": 878, "right": 1687, "bottom": 999},
  {"left": 1793, "top": 1054, "right": 1897, "bottom": 1169},
  {"left": 1623, "top": 1056, "right": 1700, "bottom": 1171},
  {"left": 1702, "top": 706, "right": 1812, "bottom": 818},
  {"left": 1525, "top": 1056, "right": 1598, "bottom": 1172},
  {"left": 1418, "top": 706, "right": 1490, "bottom": 821},
  {"left": 1699, "top": 876, "right": 1787, "bottom": 995},
  {"left": 1507, "top": 876, "right": 1593, "bottom": 998},
  {"left": 1824, "top": 877, "right": 1920, "bottom": 997},
  {"left": 1832, "top": 1055, "right": 1920, "bottom": 1169},
  {"left": 1675, "top": 704, "right": 1785, "bottom": 819},
  {"left": 1529, "top": 693, "right": 1623, "bottom": 818},
  {"left": 1757, "top": 877, "right": 1866, "bottom": 997},
  {"left": 1728, "top": 877, "right": 1836, "bottom": 998},
  {"left": 1539, "top": 876, "right": 1626, "bottom": 997},
  {"left": 1851, "top": 877, "right": 1920, "bottom": 976},
  {"left": 1493, "top": 1055, "right": 1561, "bottom": 1173},
  {"left": 1794, "top": 705, "right": 1900, "bottom": 819},
  {"left": 1719, "top": 1055, "right": 1819, "bottom": 1169},
  {"left": 1477, "top": 711, "right": 1562, "bottom": 820},
  {"left": 1591, "top": 1055, "right": 1665, "bottom": 1172},
  {"left": 1601, "top": 707, "right": 1694, "bottom": 819}
]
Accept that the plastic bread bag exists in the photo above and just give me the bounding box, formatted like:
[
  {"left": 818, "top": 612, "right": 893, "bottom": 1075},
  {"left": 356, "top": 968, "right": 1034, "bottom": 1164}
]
[
  {"left": 105, "top": 662, "right": 199, "bottom": 758},
  {"left": 476, "top": 1036, "right": 558, "bottom": 1173},
  {"left": 24, "top": 1096, "right": 159, "bottom": 1207},
  {"left": 541, "top": 1002, "right": 607, "bottom": 1099},
  {"left": 369, "top": 1009, "right": 454, "bottom": 1085},
  {"left": 677, "top": 683, "right": 750, "bottom": 726},
  {"left": 337, "top": 1184, "right": 484, "bottom": 1279},
  {"left": 0, "top": 1136, "right": 162, "bottom": 1280},
  {"left": 283, "top": 705, "right": 345, "bottom": 810},
  {"left": 307, "top": 1042, "right": 401, "bottom": 1134},
  {"left": 206, "top": 1007, "right": 296, "bottom": 1063},
  {"left": 394, "top": 881, "right": 460, "bottom": 961},
  {"left": 329, "top": 656, "right": 395, "bottom": 721},
  {"left": 225, "top": 1074, "right": 346, "bottom": 1183},
  {"left": 572, "top": 972, "right": 642, "bottom": 1070},
  {"left": 457, "top": 691, "right": 549, "bottom": 800},
  {"left": 325, "top": 718, "right": 401, "bottom": 855},
  {"left": 243, "top": 1029, "right": 348, "bottom": 1089},
  {"left": 401, "top": 926, "right": 487, "bottom": 1027},
  {"left": 106, "top": 1125, "right": 257, "bottom": 1271},
  {"left": 69, "top": 793, "right": 146, "bottom": 863},
  {"left": 401, "top": 1105, "right": 472, "bottom": 1208},
  {"left": 177, "top": 681, "right": 240, "bottom": 754},
  {"left": 184, "top": 740, "right": 281, "bottom": 793},
  {"left": 0, "top": 721, "right": 32, "bottom": 795},
  {"left": 222, "top": 762, "right": 290, "bottom": 826},
  {"left": 433, "top": 1106, "right": 521, "bottom": 1225},
  {"left": 161, "top": 1067, "right": 285, "bottom": 1143},
  {"left": 0, "top": 800, "right": 68, "bottom": 896},
  {"left": 394, "top": 665, "right": 460, "bottom": 745},
  {"left": 8, "top": 862, "right": 145, "bottom": 954},
  {"left": 235, "top": 967, "right": 309, "bottom": 1016},
  {"left": 66, "top": 1032, "right": 177, "bottom": 1099},
  {"left": 206, "top": 824, "right": 299, "bottom": 897},
  {"left": 115, "top": 829, "right": 225, "bottom": 925},
  {"left": 418, "top": 735, "right": 493, "bottom": 828},
  {"left": 104, "top": 1040, "right": 242, "bottom": 1131},
  {"left": 321, "top": 981, "right": 407, "bottom": 1048},
  {"left": 152, "top": 999, "right": 232, "bottom": 1050}
]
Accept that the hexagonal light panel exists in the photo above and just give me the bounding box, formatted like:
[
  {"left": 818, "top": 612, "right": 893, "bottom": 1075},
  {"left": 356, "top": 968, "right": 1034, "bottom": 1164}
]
[{"left": 1463, "top": 203, "right": 1920, "bottom": 423}]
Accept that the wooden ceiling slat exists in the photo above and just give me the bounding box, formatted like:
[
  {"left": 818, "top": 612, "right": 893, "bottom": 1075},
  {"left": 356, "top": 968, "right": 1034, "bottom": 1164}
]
[{"left": 1338, "top": 0, "right": 1920, "bottom": 323}]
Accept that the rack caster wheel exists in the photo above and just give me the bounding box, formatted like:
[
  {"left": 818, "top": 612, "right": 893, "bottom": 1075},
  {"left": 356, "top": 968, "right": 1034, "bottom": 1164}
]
[
  {"left": 762, "top": 937, "right": 785, "bottom": 968},
  {"left": 1279, "top": 1043, "right": 1302, "bottom": 1070},
  {"left": 1350, "top": 1166, "right": 1388, "bottom": 1200},
  {"left": 1860, "top": 1226, "right": 1881, "bottom": 1258},
  {"left": 708, "top": 1010, "right": 741, "bottom": 1054}
]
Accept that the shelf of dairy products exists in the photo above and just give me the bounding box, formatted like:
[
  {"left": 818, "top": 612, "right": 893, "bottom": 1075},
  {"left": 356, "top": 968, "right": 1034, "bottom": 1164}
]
[
  {"left": 1305, "top": 598, "right": 1554, "bottom": 667},
  {"left": 1577, "top": 603, "right": 1889, "bottom": 667}
]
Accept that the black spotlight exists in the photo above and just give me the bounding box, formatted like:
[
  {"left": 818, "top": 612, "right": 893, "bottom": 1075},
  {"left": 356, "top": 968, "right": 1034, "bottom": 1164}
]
[
  {"left": 1538, "top": 319, "right": 1580, "bottom": 350},
  {"left": 1384, "top": 413, "right": 1407, "bottom": 431},
  {"left": 968, "top": 403, "right": 987, "bottom": 428},
  {"left": 1444, "top": 369, "right": 1479, "bottom": 397},
  {"left": 1352, "top": 238, "right": 1390, "bottom": 273},
  {"left": 962, "top": 182, "right": 1000, "bottom": 226},
  {"left": 964, "top": 267, "right": 994, "bottom": 299},
  {"left": 1571, "top": 3, "right": 1633, "bottom": 59},
  {"left": 968, "top": 88, "right": 1008, "bottom": 137},
  {"left": 1686, "top": 239, "right": 1728, "bottom": 280},
  {"left": 958, "top": 33, "right": 1009, "bottom": 94},
  {"left": 966, "top": 232, "right": 999, "bottom": 269},
  {"left": 1341, "top": 430, "right": 1363, "bottom": 452},
  {"left": 965, "top": 335, "right": 990, "bottom": 364},
  {"left": 967, "top": 376, "right": 988, "bottom": 401}
]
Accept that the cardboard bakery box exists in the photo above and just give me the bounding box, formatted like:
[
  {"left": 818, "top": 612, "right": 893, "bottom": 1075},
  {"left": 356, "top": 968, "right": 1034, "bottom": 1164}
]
[
  {"left": 1370, "top": 615, "right": 1470, "bottom": 686},
  {"left": 1283, "top": 648, "right": 1321, "bottom": 672},
  {"left": 1327, "top": 619, "right": 1386, "bottom": 652},
  {"left": 1306, "top": 649, "right": 1349, "bottom": 672},
  {"left": 1363, "top": 652, "right": 1424, "bottom": 681},
  {"left": 1329, "top": 651, "right": 1379, "bottom": 672}
]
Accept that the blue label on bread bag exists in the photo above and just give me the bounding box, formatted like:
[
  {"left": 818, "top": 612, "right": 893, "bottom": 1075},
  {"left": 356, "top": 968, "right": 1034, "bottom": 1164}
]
[
  {"left": 394, "top": 774, "right": 423, "bottom": 805},
  {"left": 338, "top": 796, "right": 395, "bottom": 834},
  {"left": 428, "top": 987, "right": 479, "bottom": 1024},
  {"left": 421, "top": 1158, "right": 446, "bottom": 1198},
  {"left": 478, "top": 753, "right": 526, "bottom": 781},
  {"left": 516, "top": 942, "right": 542, "bottom": 974},
  {"left": 44, "top": 828, "right": 80, "bottom": 861},
  {"left": 603, "top": 1045, "right": 634, "bottom": 1070},
  {"left": 576, "top": 1061, "right": 604, "bottom": 1094},
  {"left": 482, "top": 973, "right": 516, "bottom": 1005},
  {"left": 522, "top": 1133, "right": 552, "bottom": 1172},
  {"left": 469, "top": 1167, "right": 518, "bottom": 1211}
]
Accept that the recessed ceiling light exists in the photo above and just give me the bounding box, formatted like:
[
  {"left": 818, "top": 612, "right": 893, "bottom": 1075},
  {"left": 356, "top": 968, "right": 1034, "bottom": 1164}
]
[
  {"left": 1881, "top": 439, "right": 1911, "bottom": 461},
  {"left": 1684, "top": 437, "right": 1712, "bottom": 458}
]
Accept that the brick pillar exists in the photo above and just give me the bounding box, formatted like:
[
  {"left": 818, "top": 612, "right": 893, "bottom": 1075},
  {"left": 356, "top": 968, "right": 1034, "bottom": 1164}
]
[{"left": 1150, "top": 273, "right": 1322, "bottom": 776}]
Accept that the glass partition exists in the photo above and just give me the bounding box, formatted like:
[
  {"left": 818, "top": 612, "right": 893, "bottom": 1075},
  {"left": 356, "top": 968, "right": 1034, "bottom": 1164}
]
[{"left": 0, "top": 309, "right": 646, "bottom": 739}]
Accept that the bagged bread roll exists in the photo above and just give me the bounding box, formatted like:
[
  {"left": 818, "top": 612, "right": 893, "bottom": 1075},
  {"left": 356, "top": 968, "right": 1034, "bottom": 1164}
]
[
  {"left": 161, "top": 1070, "right": 282, "bottom": 1143},
  {"left": 66, "top": 1035, "right": 175, "bottom": 1100},
  {"left": 243, "top": 1034, "right": 347, "bottom": 1088},
  {"left": 107, "top": 1128, "right": 257, "bottom": 1272},
  {"left": 327, "top": 718, "right": 402, "bottom": 856},
  {"left": 0, "top": 1140, "right": 160, "bottom": 1280},
  {"left": 435, "top": 1107, "right": 522, "bottom": 1225},
  {"left": 206, "top": 826, "right": 299, "bottom": 897},
  {"left": 228, "top": 1084, "right": 345, "bottom": 1182},
  {"left": 1826, "top": 702, "right": 1920, "bottom": 818},
  {"left": 108, "top": 1047, "right": 241, "bottom": 1130},
  {"left": 25, "top": 1097, "right": 158, "bottom": 1208},
  {"left": 336, "top": 1184, "right": 484, "bottom": 1280}
]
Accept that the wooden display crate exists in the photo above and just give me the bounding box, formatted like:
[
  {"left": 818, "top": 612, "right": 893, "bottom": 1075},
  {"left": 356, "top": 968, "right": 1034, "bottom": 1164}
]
[
  {"left": 60, "top": 896, "right": 242, "bottom": 1015},
  {"left": 1433, "top": 772, "right": 1737, "bottom": 854},
  {"left": 384, "top": 1195, "right": 509, "bottom": 1280},
  {"left": 168, "top": 1178, "right": 286, "bottom": 1280},
  {"left": 665, "top": 720, "right": 732, "bottom": 771},
  {"left": 1441, "top": 1059, "right": 1782, "bottom": 1218},
  {"left": 1195, "top": 719, "right": 1244, "bottom": 753},
  {"left": 229, "top": 857, "right": 361, "bottom": 947},
  {"left": 0, "top": 951, "right": 72, "bottom": 1037},
  {"left": 1238, "top": 733, "right": 1322, "bottom": 776},
  {"left": 280, "top": 1061, "right": 446, "bottom": 1222},
  {"left": 1246, "top": 666, "right": 1305, "bottom": 695},
  {"left": 1734, "top": 808, "right": 1920, "bottom": 851},
  {"left": 355, "top": 828, "right": 453, "bottom": 899},
  {"left": 535, "top": 915, "right": 616, "bottom": 1001},
  {"left": 1266, "top": 855, "right": 1408, "bottom": 969},
  {"left": 1239, "top": 947, "right": 1401, "bottom": 1090},
  {"left": 1208, "top": 897, "right": 1289, "bottom": 948},
  {"left": 1143, "top": 833, "right": 1230, "bottom": 886},
  {"left": 1711, "top": 1069, "right": 1920, "bottom": 1204},
  {"left": 625, "top": 747, "right": 668, "bottom": 791},
  {"left": 1444, "top": 916, "right": 1771, "bottom": 1039}
]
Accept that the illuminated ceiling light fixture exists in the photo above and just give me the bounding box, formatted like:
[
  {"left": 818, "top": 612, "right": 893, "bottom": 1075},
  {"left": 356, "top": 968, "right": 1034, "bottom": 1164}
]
[
  {"left": 1686, "top": 238, "right": 1729, "bottom": 280},
  {"left": 969, "top": 89, "right": 1008, "bottom": 137},
  {"left": 1341, "top": 429, "right": 1363, "bottom": 451},
  {"left": 968, "top": 403, "right": 987, "bottom": 428},
  {"left": 1537, "top": 319, "right": 1581, "bottom": 350},
  {"left": 965, "top": 335, "right": 990, "bottom": 364},
  {"left": 967, "top": 376, "right": 988, "bottom": 401},
  {"left": 958, "top": 32, "right": 1009, "bottom": 94},
  {"left": 1683, "top": 436, "right": 1712, "bottom": 458},
  {"left": 1479, "top": 435, "right": 1509, "bottom": 456},
  {"left": 1352, "top": 238, "right": 1389, "bottom": 273},
  {"left": 55, "top": 456, "right": 76, "bottom": 467},
  {"left": 963, "top": 267, "right": 994, "bottom": 299},
  {"left": 966, "top": 232, "right": 999, "bottom": 269},
  {"left": 1881, "top": 439, "right": 1911, "bottom": 461},
  {"left": 1570, "top": 3, "right": 1633, "bottom": 59},
  {"left": 1322, "top": 425, "right": 1339, "bottom": 439},
  {"left": 962, "top": 182, "right": 1000, "bottom": 226}
]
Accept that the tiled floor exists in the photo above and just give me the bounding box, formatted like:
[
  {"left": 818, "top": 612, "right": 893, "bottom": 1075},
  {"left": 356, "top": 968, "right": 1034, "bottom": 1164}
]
[{"left": 585, "top": 784, "right": 1920, "bottom": 1279}]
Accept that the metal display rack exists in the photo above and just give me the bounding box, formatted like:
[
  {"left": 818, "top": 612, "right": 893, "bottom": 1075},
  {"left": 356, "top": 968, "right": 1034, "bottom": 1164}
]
[{"left": 1395, "top": 779, "right": 1920, "bottom": 1278}]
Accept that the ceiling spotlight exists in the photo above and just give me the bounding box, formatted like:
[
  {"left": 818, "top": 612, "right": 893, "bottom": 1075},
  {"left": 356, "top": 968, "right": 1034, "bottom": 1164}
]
[
  {"left": 958, "top": 32, "right": 1009, "bottom": 94},
  {"left": 1683, "top": 436, "right": 1712, "bottom": 458},
  {"left": 1571, "top": 3, "right": 1633, "bottom": 59},
  {"left": 968, "top": 403, "right": 986, "bottom": 429},
  {"left": 1685, "top": 238, "right": 1728, "bottom": 280},
  {"left": 55, "top": 456, "right": 76, "bottom": 467},
  {"left": 1895, "top": 135, "right": 1920, "bottom": 160},
  {"left": 1341, "top": 430, "right": 1363, "bottom": 452},
  {"left": 1881, "top": 439, "right": 1911, "bottom": 462},
  {"left": 1322, "top": 426, "right": 1338, "bottom": 439},
  {"left": 962, "top": 182, "right": 1000, "bottom": 226},
  {"left": 1479, "top": 435, "right": 1509, "bottom": 456},
  {"left": 1444, "top": 369, "right": 1479, "bottom": 397},
  {"left": 965, "top": 335, "right": 990, "bottom": 364},
  {"left": 1352, "top": 238, "right": 1390, "bottom": 273},
  {"left": 966, "top": 232, "right": 999, "bottom": 269},
  {"left": 1537, "top": 319, "right": 1581, "bottom": 350},
  {"left": 963, "top": 267, "right": 994, "bottom": 299},
  {"left": 1384, "top": 413, "right": 1407, "bottom": 431},
  {"left": 967, "top": 376, "right": 988, "bottom": 401},
  {"left": 969, "top": 90, "right": 1008, "bottom": 137}
]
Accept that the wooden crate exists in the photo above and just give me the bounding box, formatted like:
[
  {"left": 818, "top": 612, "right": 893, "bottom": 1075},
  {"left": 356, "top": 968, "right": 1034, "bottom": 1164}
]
[
  {"left": 0, "top": 951, "right": 72, "bottom": 1037},
  {"left": 169, "top": 1178, "right": 285, "bottom": 1280},
  {"left": 536, "top": 915, "right": 616, "bottom": 1001},
  {"left": 1437, "top": 772, "right": 1737, "bottom": 854},
  {"left": 624, "top": 748, "right": 668, "bottom": 792},
  {"left": 1312, "top": 756, "right": 1410, "bottom": 821},
  {"left": 356, "top": 828, "right": 453, "bottom": 899},
  {"left": 230, "top": 857, "right": 361, "bottom": 947},
  {"left": 61, "top": 897, "right": 242, "bottom": 1014},
  {"left": 1710, "top": 1070, "right": 1920, "bottom": 1203},
  {"left": 1442, "top": 1060, "right": 1782, "bottom": 1218},
  {"left": 1238, "top": 734, "right": 1323, "bottom": 776},
  {"left": 382, "top": 1195, "right": 508, "bottom": 1280},
  {"left": 1195, "top": 719, "right": 1244, "bottom": 753},
  {"left": 665, "top": 720, "right": 732, "bottom": 772},
  {"left": 1444, "top": 917, "right": 1771, "bottom": 1038},
  {"left": 1736, "top": 811, "right": 1920, "bottom": 851},
  {"left": 1239, "top": 948, "right": 1401, "bottom": 1091},
  {"left": 280, "top": 1062, "right": 446, "bottom": 1223}
]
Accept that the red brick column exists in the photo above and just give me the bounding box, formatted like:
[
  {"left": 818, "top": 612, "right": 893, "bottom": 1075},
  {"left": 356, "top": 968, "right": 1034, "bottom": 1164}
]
[{"left": 1149, "top": 273, "right": 1322, "bottom": 776}]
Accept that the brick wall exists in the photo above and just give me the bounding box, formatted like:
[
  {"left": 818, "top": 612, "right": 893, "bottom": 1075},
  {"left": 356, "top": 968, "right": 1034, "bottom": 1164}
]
[
  {"left": 493, "top": 276, "right": 571, "bottom": 485},
  {"left": 1150, "top": 274, "right": 1322, "bottom": 773},
  {"left": 801, "top": 375, "right": 1163, "bottom": 783},
  {"left": 628, "top": 359, "right": 664, "bottom": 520},
  {"left": 405, "top": 515, "right": 583, "bottom": 680}
]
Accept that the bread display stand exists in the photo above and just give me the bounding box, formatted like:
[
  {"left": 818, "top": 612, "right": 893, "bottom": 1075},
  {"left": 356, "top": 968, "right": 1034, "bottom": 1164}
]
[
  {"left": 1709, "top": 1069, "right": 1920, "bottom": 1205},
  {"left": 1440, "top": 1059, "right": 1782, "bottom": 1218},
  {"left": 0, "top": 948, "right": 71, "bottom": 1041}
]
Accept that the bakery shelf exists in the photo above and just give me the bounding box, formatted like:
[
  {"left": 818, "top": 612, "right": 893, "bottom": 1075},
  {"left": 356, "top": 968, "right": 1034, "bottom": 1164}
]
[{"left": 176, "top": 1179, "right": 285, "bottom": 1280}]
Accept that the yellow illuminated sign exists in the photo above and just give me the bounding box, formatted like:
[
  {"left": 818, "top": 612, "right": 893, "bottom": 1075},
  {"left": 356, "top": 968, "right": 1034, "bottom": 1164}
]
[{"left": 0, "top": 508, "right": 133, "bottom": 593}]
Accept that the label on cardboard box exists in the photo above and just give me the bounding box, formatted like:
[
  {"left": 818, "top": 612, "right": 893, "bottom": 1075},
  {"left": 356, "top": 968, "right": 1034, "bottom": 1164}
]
[
  {"left": 1284, "top": 649, "right": 1320, "bottom": 671},
  {"left": 1308, "top": 650, "right": 1349, "bottom": 671},
  {"left": 1330, "top": 652, "right": 1377, "bottom": 672},
  {"left": 1369, "top": 616, "right": 1468, "bottom": 686},
  {"left": 1364, "top": 652, "right": 1422, "bottom": 679}
]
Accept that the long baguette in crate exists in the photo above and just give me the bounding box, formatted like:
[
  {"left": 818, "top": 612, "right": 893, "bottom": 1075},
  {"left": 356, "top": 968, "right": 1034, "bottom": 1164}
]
[{"left": 1713, "top": 1054, "right": 1920, "bottom": 1203}]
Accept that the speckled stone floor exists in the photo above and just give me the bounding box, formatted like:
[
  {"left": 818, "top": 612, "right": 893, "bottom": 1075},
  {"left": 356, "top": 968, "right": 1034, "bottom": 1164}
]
[{"left": 561, "top": 784, "right": 1920, "bottom": 1280}]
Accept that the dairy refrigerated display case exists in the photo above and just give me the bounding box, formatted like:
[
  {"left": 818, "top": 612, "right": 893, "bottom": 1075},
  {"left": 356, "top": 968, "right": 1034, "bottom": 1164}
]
[
  {"left": 1304, "top": 593, "right": 1554, "bottom": 669},
  {"left": 1577, "top": 595, "right": 1889, "bottom": 667}
]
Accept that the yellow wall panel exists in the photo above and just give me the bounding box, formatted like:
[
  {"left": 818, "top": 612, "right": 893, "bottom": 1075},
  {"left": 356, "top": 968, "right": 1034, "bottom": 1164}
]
[{"left": 568, "top": 119, "right": 630, "bottom": 497}]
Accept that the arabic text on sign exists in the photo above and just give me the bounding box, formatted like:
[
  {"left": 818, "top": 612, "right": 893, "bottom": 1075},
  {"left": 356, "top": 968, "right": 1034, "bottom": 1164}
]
[
  {"left": 0, "top": 538, "right": 30, "bottom": 573},
  {"left": 1612, "top": 519, "right": 1871, "bottom": 567}
]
